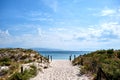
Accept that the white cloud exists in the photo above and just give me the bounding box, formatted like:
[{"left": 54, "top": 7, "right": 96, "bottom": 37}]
[
  {"left": 72, "top": 21, "right": 120, "bottom": 43},
  {"left": 19, "top": 11, "right": 53, "bottom": 22},
  {"left": 0, "top": 30, "right": 13, "bottom": 46},
  {"left": 37, "top": 28, "right": 44, "bottom": 37},
  {"left": 101, "top": 9, "right": 116, "bottom": 16},
  {"left": 88, "top": 7, "right": 120, "bottom": 44},
  {"left": 0, "top": 30, "right": 10, "bottom": 36},
  {"left": 101, "top": 22, "right": 120, "bottom": 37},
  {"left": 92, "top": 7, "right": 120, "bottom": 17},
  {"left": 1, "top": 20, "right": 120, "bottom": 50},
  {"left": 49, "top": 27, "right": 67, "bottom": 32}
]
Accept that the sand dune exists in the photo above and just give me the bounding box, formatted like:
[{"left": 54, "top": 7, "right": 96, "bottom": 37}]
[{"left": 31, "top": 60, "right": 92, "bottom": 80}]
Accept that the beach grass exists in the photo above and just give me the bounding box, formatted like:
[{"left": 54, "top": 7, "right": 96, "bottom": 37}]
[
  {"left": 0, "top": 48, "right": 48, "bottom": 80},
  {"left": 72, "top": 49, "right": 120, "bottom": 80}
]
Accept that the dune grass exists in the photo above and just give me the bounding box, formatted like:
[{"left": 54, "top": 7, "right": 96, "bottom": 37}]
[
  {"left": 0, "top": 48, "right": 48, "bottom": 80},
  {"left": 72, "top": 49, "right": 120, "bottom": 80},
  {"left": 8, "top": 65, "right": 37, "bottom": 80}
]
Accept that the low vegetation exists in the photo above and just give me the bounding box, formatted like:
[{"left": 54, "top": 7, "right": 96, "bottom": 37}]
[
  {"left": 8, "top": 65, "right": 37, "bottom": 80},
  {"left": 72, "top": 49, "right": 120, "bottom": 80},
  {"left": 0, "top": 48, "right": 48, "bottom": 80}
]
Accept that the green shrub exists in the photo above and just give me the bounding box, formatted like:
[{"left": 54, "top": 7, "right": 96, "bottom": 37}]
[
  {"left": 0, "top": 62, "right": 11, "bottom": 66},
  {"left": 107, "top": 49, "right": 114, "bottom": 54},
  {"left": 72, "top": 49, "right": 120, "bottom": 80},
  {"left": 80, "top": 66, "right": 87, "bottom": 74},
  {"left": 97, "top": 50, "right": 106, "bottom": 54},
  {"left": 8, "top": 65, "right": 37, "bottom": 80},
  {"left": 0, "top": 69, "right": 9, "bottom": 76},
  {"left": 8, "top": 72, "right": 22, "bottom": 80},
  {"left": 0, "top": 57, "right": 11, "bottom": 66},
  {"left": 117, "top": 51, "right": 120, "bottom": 59},
  {"left": 29, "top": 65, "right": 37, "bottom": 76},
  {"left": 0, "top": 48, "right": 47, "bottom": 80},
  {"left": 20, "top": 55, "right": 28, "bottom": 60}
]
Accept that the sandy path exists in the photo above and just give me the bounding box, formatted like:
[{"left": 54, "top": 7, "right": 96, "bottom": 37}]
[{"left": 31, "top": 60, "right": 92, "bottom": 80}]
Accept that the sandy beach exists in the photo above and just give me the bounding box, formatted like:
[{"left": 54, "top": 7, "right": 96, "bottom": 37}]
[{"left": 31, "top": 60, "right": 92, "bottom": 80}]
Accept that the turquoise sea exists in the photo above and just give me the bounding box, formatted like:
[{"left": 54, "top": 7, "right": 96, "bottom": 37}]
[{"left": 37, "top": 51, "right": 90, "bottom": 60}]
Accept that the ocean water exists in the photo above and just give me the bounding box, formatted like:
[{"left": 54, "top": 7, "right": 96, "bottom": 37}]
[{"left": 37, "top": 51, "right": 90, "bottom": 60}]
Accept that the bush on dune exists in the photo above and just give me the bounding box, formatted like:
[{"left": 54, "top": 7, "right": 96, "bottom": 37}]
[
  {"left": 8, "top": 65, "right": 37, "bottom": 80},
  {"left": 72, "top": 49, "right": 120, "bottom": 80},
  {"left": 0, "top": 48, "right": 48, "bottom": 80}
]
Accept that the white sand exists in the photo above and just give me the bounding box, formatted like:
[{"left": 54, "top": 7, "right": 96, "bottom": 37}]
[{"left": 31, "top": 60, "right": 93, "bottom": 80}]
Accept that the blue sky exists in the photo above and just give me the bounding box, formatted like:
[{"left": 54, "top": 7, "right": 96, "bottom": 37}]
[{"left": 0, "top": 0, "right": 120, "bottom": 50}]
